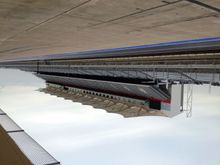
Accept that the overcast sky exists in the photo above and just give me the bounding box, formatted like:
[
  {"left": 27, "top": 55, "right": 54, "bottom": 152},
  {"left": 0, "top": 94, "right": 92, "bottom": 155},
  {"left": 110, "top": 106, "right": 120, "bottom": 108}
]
[{"left": 0, "top": 68, "right": 220, "bottom": 165}]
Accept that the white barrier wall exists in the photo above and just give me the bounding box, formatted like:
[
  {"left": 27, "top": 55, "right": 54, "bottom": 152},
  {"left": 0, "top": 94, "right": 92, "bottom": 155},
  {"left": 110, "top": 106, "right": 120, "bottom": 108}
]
[{"left": 162, "top": 84, "right": 183, "bottom": 117}]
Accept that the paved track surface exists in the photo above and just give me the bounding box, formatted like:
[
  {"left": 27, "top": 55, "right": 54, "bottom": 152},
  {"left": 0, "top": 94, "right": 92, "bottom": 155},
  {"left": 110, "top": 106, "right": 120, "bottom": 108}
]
[{"left": 0, "top": 0, "right": 220, "bottom": 60}]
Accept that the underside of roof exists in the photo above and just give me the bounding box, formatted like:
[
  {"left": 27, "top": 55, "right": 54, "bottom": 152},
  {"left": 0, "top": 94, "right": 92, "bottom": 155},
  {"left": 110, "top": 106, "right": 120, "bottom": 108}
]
[{"left": 0, "top": 108, "right": 60, "bottom": 165}]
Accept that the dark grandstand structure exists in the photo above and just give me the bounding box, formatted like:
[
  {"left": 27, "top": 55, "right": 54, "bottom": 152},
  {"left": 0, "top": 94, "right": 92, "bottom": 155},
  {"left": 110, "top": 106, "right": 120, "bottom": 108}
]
[{"left": 1, "top": 37, "right": 220, "bottom": 117}]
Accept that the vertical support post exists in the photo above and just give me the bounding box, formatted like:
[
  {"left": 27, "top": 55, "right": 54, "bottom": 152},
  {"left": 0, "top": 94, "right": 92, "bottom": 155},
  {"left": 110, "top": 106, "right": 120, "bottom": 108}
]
[
  {"left": 209, "top": 83, "right": 212, "bottom": 94},
  {"left": 37, "top": 61, "right": 39, "bottom": 74},
  {"left": 180, "top": 83, "right": 184, "bottom": 112},
  {"left": 185, "top": 83, "right": 193, "bottom": 117},
  {"left": 68, "top": 63, "right": 70, "bottom": 77}
]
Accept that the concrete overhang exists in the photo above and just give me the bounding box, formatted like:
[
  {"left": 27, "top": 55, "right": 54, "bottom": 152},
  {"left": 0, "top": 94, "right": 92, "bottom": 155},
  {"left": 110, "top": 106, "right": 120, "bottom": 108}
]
[
  {"left": 0, "top": 125, "right": 32, "bottom": 165},
  {"left": 0, "top": 108, "right": 60, "bottom": 165},
  {"left": 0, "top": 0, "right": 219, "bottom": 60}
]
